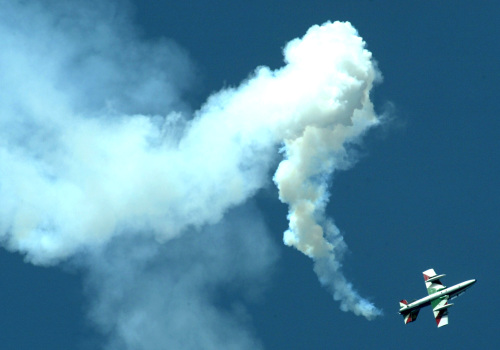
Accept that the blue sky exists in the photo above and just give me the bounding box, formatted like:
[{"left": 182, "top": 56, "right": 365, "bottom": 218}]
[{"left": 1, "top": 1, "right": 498, "bottom": 349}]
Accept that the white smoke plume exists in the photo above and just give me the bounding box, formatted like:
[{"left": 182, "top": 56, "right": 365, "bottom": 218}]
[
  {"left": 0, "top": 0, "right": 382, "bottom": 346},
  {"left": 272, "top": 25, "right": 383, "bottom": 318}
]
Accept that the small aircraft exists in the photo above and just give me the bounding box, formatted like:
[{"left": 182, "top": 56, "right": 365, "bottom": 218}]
[{"left": 398, "top": 268, "right": 476, "bottom": 327}]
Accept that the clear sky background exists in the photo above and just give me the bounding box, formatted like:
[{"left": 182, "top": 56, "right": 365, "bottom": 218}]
[{"left": 0, "top": 1, "right": 498, "bottom": 349}]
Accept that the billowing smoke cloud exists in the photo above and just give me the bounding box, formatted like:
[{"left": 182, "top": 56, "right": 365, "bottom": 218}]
[
  {"left": 0, "top": 0, "right": 195, "bottom": 264},
  {"left": 0, "top": 0, "right": 382, "bottom": 346},
  {"left": 272, "top": 25, "right": 382, "bottom": 318}
]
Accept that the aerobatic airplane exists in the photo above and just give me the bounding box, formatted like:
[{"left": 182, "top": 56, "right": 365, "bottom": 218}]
[{"left": 398, "top": 268, "right": 476, "bottom": 327}]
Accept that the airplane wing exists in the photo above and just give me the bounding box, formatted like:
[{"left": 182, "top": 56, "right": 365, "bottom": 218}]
[
  {"left": 431, "top": 298, "right": 450, "bottom": 327},
  {"left": 423, "top": 268, "right": 446, "bottom": 295},
  {"left": 424, "top": 268, "right": 450, "bottom": 327}
]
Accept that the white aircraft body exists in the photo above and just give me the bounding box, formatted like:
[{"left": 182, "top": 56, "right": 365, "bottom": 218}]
[{"left": 398, "top": 268, "right": 476, "bottom": 327}]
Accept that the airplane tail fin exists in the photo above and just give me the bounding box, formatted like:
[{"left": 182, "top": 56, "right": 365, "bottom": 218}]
[{"left": 399, "top": 299, "right": 408, "bottom": 308}]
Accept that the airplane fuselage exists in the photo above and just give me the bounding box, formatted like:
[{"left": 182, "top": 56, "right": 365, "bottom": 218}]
[{"left": 399, "top": 279, "right": 476, "bottom": 314}]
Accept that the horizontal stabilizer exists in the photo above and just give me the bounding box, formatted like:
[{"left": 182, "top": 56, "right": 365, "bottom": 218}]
[
  {"left": 399, "top": 299, "right": 408, "bottom": 308},
  {"left": 403, "top": 309, "right": 420, "bottom": 324}
]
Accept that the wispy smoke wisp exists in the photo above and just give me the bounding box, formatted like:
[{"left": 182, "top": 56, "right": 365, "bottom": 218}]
[{"left": 83, "top": 205, "right": 276, "bottom": 350}]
